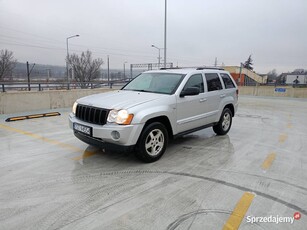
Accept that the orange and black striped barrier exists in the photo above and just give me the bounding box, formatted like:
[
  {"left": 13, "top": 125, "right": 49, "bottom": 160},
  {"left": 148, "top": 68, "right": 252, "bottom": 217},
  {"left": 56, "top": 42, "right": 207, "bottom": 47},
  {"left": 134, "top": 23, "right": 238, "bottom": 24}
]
[{"left": 5, "top": 112, "right": 61, "bottom": 122}]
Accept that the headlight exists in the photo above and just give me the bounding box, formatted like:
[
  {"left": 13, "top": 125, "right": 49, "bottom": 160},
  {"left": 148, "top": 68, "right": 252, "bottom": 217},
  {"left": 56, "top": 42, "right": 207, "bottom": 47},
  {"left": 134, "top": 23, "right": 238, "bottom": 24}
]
[
  {"left": 72, "top": 102, "right": 78, "bottom": 114},
  {"left": 107, "top": 109, "right": 134, "bottom": 125},
  {"left": 107, "top": 110, "right": 118, "bottom": 123}
]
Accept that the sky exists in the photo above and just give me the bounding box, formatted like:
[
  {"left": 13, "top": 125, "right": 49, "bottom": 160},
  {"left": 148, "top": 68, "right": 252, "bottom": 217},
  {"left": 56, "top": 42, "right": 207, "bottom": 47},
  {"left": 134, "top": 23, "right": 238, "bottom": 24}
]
[{"left": 0, "top": 0, "right": 306, "bottom": 74}]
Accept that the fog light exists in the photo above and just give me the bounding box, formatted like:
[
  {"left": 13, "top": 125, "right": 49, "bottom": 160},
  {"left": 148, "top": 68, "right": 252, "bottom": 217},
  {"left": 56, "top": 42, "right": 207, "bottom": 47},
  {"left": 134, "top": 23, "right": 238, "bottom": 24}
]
[{"left": 111, "top": 131, "right": 120, "bottom": 140}]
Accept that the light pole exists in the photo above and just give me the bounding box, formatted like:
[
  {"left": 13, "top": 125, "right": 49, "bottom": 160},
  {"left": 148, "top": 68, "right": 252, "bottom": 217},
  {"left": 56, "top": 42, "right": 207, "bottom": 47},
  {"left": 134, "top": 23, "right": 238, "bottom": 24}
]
[
  {"left": 164, "top": 0, "right": 167, "bottom": 68},
  {"left": 123, "top": 61, "right": 127, "bottom": 80},
  {"left": 151, "top": 45, "right": 162, "bottom": 68},
  {"left": 66, "top": 34, "right": 79, "bottom": 89}
]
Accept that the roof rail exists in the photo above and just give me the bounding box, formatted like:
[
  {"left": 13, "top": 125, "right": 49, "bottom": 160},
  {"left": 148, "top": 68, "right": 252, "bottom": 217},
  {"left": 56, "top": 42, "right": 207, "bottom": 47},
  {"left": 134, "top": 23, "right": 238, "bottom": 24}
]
[
  {"left": 159, "top": 66, "right": 225, "bottom": 70},
  {"left": 159, "top": 67, "right": 182, "bottom": 70},
  {"left": 196, "top": 67, "right": 225, "bottom": 70}
]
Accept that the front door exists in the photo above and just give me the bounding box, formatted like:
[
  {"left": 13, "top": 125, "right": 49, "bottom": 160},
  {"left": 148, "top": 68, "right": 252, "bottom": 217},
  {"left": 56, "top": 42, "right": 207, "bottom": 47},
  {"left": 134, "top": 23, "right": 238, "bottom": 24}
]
[{"left": 176, "top": 74, "right": 207, "bottom": 133}]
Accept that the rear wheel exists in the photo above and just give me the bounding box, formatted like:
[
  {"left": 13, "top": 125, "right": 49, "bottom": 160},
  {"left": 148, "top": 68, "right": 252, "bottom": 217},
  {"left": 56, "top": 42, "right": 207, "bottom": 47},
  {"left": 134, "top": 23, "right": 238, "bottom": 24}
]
[
  {"left": 213, "top": 108, "right": 232, "bottom": 135},
  {"left": 135, "top": 122, "right": 168, "bottom": 163}
]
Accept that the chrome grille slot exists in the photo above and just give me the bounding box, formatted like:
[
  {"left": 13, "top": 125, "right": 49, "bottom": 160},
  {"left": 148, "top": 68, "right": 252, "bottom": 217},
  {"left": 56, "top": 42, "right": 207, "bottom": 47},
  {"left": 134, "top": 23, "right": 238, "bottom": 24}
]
[{"left": 76, "top": 104, "right": 108, "bottom": 125}]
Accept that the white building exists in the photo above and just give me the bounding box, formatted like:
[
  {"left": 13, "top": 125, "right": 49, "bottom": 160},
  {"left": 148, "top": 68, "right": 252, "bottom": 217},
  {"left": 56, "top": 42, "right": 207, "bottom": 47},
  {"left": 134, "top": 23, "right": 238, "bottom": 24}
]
[{"left": 284, "top": 73, "right": 307, "bottom": 85}]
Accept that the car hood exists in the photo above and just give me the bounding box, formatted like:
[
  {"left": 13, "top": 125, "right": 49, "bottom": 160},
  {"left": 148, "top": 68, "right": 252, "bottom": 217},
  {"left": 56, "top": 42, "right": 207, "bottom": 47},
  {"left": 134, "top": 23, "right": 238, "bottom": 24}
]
[{"left": 76, "top": 90, "right": 167, "bottom": 110}]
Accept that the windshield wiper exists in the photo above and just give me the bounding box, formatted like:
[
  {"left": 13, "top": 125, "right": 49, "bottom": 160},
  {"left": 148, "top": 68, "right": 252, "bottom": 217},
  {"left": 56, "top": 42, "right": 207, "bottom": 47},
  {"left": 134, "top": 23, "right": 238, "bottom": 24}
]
[
  {"left": 125, "top": 89, "right": 154, "bottom": 93},
  {"left": 136, "top": 89, "right": 154, "bottom": 93}
]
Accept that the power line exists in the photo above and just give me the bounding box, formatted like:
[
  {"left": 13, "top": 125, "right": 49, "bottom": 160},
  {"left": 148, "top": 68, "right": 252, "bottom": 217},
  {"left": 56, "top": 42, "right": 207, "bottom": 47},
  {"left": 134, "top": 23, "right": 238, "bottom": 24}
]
[
  {"left": 0, "top": 39, "right": 209, "bottom": 66},
  {"left": 0, "top": 40, "right": 64, "bottom": 51},
  {"left": 0, "top": 40, "right": 154, "bottom": 59},
  {"left": 0, "top": 26, "right": 64, "bottom": 44},
  {"left": 0, "top": 26, "right": 208, "bottom": 63},
  {"left": 0, "top": 26, "right": 156, "bottom": 57},
  {"left": 0, "top": 35, "right": 209, "bottom": 65},
  {"left": 0, "top": 30, "right": 157, "bottom": 58}
]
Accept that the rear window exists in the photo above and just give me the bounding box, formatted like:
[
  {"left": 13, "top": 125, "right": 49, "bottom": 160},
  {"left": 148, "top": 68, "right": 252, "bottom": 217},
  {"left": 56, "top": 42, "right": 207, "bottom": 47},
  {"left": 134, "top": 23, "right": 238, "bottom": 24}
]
[
  {"left": 205, "top": 73, "right": 223, "bottom": 91},
  {"left": 221, "top": 73, "right": 236, "bottom": 89}
]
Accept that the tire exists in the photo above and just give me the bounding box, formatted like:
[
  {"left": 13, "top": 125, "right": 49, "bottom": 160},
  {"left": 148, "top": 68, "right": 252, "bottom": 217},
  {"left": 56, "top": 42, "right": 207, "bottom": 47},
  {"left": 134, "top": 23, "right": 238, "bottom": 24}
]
[
  {"left": 213, "top": 108, "right": 232, "bottom": 135},
  {"left": 135, "top": 122, "right": 168, "bottom": 163}
]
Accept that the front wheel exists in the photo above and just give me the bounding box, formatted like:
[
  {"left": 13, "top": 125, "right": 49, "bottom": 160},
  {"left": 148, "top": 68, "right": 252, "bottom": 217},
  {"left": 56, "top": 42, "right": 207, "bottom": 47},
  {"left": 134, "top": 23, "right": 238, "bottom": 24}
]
[
  {"left": 213, "top": 108, "right": 232, "bottom": 135},
  {"left": 135, "top": 122, "right": 168, "bottom": 163}
]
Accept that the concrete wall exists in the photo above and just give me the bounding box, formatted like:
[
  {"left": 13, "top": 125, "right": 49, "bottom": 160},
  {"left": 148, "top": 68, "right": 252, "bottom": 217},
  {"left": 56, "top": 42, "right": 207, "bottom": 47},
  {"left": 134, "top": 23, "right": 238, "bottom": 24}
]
[
  {"left": 239, "top": 86, "right": 307, "bottom": 98},
  {"left": 1, "top": 86, "right": 306, "bottom": 114},
  {"left": 0, "top": 88, "right": 114, "bottom": 114}
]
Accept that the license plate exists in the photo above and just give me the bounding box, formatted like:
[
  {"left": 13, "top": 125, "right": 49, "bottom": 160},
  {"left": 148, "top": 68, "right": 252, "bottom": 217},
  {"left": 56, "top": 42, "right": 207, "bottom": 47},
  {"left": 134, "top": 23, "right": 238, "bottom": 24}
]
[{"left": 73, "top": 123, "right": 92, "bottom": 136}]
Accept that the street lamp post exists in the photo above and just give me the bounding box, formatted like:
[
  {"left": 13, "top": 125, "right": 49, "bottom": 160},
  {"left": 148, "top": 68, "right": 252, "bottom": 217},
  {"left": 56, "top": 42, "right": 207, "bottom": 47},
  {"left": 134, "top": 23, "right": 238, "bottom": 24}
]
[
  {"left": 151, "top": 45, "right": 162, "bottom": 68},
  {"left": 164, "top": 0, "right": 167, "bottom": 68},
  {"left": 123, "top": 61, "right": 127, "bottom": 80},
  {"left": 66, "top": 34, "right": 79, "bottom": 89}
]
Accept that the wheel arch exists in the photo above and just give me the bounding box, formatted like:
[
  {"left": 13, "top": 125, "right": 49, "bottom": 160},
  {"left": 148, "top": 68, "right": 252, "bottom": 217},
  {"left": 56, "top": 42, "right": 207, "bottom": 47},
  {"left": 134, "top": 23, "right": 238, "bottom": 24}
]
[
  {"left": 224, "top": 103, "right": 235, "bottom": 117},
  {"left": 143, "top": 116, "right": 174, "bottom": 140}
]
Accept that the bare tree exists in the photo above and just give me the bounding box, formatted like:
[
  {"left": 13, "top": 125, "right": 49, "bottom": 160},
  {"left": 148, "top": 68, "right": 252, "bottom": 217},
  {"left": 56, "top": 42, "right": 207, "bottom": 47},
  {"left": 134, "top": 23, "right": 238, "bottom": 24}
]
[
  {"left": 267, "top": 69, "right": 278, "bottom": 83},
  {"left": 67, "top": 50, "right": 103, "bottom": 88},
  {"left": 0, "top": 49, "right": 17, "bottom": 80}
]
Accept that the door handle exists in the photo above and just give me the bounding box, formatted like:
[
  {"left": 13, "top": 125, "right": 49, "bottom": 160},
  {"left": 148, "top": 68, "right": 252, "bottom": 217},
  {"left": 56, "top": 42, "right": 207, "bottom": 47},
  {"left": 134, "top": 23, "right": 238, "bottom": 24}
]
[
  {"left": 199, "top": 98, "right": 207, "bottom": 102},
  {"left": 220, "top": 94, "right": 226, "bottom": 98}
]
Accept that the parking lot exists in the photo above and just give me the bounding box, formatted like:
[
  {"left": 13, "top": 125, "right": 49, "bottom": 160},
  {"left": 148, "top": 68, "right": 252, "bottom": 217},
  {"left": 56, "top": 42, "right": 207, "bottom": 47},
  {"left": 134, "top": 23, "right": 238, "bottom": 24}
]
[{"left": 0, "top": 96, "right": 306, "bottom": 230}]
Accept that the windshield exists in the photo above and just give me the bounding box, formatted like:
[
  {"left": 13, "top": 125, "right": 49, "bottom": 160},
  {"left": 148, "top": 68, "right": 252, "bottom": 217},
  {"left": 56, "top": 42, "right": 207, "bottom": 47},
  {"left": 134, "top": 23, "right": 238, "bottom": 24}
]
[{"left": 123, "top": 72, "right": 185, "bottom": 94}]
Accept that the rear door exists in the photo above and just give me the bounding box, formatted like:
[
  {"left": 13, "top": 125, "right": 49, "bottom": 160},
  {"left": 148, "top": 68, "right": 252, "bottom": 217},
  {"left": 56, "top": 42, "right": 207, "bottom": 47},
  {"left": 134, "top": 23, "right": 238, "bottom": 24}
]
[
  {"left": 220, "top": 73, "right": 237, "bottom": 97},
  {"left": 203, "top": 73, "right": 224, "bottom": 123},
  {"left": 220, "top": 72, "right": 238, "bottom": 114}
]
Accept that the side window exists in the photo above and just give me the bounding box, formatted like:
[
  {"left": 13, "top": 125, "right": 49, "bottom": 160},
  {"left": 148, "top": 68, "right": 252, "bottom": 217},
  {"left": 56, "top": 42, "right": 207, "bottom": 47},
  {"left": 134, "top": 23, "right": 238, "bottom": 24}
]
[
  {"left": 205, "top": 73, "right": 223, "bottom": 91},
  {"left": 221, "top": 73, "right": 236, "bottom": 89},
  {"left": 183, "top": 74, "right": 204, "bottom": 93}
]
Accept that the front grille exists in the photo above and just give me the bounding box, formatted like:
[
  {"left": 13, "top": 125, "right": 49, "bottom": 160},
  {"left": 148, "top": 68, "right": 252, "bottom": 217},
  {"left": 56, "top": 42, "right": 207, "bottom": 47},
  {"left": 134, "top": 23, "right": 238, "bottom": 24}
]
[{"left": 76, "top": 104, "right": 109, "bottom": 125}]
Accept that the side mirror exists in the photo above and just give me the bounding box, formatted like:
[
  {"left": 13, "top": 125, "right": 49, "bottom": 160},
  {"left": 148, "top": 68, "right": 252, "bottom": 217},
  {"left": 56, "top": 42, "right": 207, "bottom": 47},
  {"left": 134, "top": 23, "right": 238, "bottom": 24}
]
[{"left": 180, "top": 87, "right": 200, "bottom": 97}]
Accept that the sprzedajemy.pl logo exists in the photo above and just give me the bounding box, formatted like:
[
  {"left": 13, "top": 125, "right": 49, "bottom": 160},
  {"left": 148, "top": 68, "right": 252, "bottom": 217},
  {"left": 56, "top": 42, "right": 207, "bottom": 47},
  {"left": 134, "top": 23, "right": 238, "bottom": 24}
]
[{"left": 246, "top": 212, "right": 301, "bottom": 224}]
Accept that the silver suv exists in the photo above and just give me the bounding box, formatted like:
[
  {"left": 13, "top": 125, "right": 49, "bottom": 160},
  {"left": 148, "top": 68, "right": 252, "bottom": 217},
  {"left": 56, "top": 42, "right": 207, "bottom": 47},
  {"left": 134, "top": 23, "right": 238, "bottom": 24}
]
[{"left": 69, "top": 68, "right": 238, "bottom": 162}]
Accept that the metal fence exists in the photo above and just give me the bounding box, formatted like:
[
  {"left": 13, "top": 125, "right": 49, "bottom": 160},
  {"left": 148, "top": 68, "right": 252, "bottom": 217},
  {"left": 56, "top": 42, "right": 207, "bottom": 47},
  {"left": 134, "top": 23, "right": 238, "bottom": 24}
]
[{"left": 0, "top": 81, "right": 127, "bottom": 92}]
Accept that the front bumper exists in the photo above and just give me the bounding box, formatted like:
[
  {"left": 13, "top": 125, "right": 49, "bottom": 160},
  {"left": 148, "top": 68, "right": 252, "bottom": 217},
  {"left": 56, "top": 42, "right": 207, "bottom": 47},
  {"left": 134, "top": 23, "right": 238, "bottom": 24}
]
[
  {"left": 73, "top": 131, "right": 134, "bottom": 152},
  {"left": 69, "top": 113, "right": 144, "bottom": 147}
]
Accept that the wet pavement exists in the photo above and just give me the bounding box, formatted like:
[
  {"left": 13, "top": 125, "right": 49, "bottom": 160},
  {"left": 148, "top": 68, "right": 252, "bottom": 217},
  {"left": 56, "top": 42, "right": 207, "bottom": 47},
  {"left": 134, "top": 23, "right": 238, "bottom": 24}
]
[{"left": 0, "top": 96, "right": 306, "bottom": 230}]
